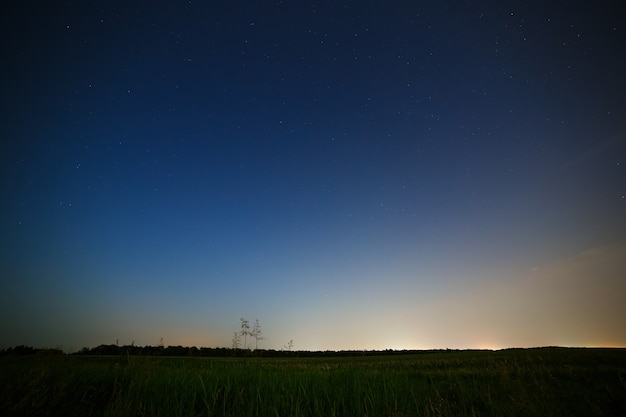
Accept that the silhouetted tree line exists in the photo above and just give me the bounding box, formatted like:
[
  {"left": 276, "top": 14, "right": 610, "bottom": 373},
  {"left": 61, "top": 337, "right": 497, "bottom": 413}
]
[
  {"left": 74, "top": 344, "right": 301, "bottom": 357},
  {"left": 1, "top": 344, "right": 497, "bottom": 357},
  {"left": 71, "top": 345, "right": 489, "bottom": 357},
  {"left": 75, "top": 344, "right": 237, "bottom": 357},
  {"left": 0, "top": 345, "right": 64, "bottom": 356}
]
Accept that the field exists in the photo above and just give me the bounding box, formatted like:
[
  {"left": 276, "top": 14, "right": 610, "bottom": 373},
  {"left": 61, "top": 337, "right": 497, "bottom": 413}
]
[{"left": 1, "top": 348, "right": 625, "bottom": 416}]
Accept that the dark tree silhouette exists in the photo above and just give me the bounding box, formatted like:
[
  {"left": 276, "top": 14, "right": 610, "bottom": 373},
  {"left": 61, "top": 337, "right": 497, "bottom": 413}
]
[
  {"left": 240, "top": 317, "right": 250, "bottom": 349},
  {"left": 251, "top": 318, "right": 265, "bottom": 350}
]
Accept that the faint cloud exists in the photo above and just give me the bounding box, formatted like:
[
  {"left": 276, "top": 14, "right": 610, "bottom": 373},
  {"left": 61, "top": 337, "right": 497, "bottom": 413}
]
[
  {"left": 561, "top": 130, "right": 626, "bottom": 170},
  {"left": 425, "top": 241, "right": 626, "bottom": 348}
]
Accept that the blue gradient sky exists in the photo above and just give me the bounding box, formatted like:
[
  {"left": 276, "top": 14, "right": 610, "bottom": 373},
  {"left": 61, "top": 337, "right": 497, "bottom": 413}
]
[{"left": 1, "top": 1, "right": 625, "bottom": 351}]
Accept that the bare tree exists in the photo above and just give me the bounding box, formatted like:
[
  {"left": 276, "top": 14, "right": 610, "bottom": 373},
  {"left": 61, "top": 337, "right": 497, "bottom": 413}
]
[
  {"left": 250, "top": 318, "right": 265, "bottom": 350},
  {"left": 231, "top": 331, "right": 241, "bottom": 350},
  {"left": 284, "top": 339, "right": 294, "bottom": 351},
  {"left": 240, "top": 317, "right": 250, "bottom": 349}
]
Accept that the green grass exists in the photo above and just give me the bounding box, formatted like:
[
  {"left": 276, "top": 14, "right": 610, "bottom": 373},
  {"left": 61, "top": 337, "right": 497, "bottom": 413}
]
[{"left": 1, "top": 348, "right": 625, "bottom": 416}]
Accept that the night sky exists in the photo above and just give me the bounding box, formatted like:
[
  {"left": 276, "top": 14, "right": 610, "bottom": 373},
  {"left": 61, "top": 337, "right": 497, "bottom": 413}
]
[{"left": 1, "top": 1, "right": 625, "bottom": 352}]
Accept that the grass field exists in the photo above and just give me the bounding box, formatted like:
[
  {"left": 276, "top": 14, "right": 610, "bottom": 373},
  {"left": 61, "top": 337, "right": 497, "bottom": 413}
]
[{"left": 1, "top": 348, "right": 625, "bottom": 416}]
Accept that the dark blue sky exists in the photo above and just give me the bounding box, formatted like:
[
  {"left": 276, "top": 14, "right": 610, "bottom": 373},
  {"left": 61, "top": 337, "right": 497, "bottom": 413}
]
[{"left": 1, "top": 1, "right": 625, "bottom": 351}]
